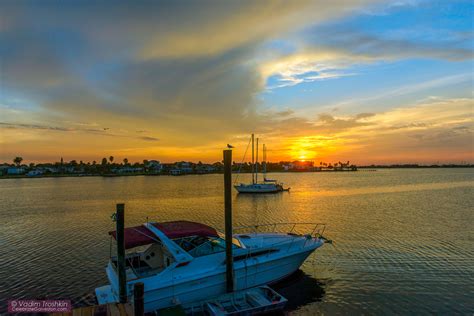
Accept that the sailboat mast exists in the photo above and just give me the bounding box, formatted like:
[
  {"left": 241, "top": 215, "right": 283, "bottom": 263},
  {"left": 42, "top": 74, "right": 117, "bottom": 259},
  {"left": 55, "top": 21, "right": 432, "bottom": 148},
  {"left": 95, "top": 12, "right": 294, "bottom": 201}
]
[
  {"left": 256, "top": 138, "right": 259, "bottom": 184},
  {"left": 251, "top": 133, "right": 255, "bottom": 184},
  {"left": 263, "top": 144, "right": 267, "bottom": 179}
]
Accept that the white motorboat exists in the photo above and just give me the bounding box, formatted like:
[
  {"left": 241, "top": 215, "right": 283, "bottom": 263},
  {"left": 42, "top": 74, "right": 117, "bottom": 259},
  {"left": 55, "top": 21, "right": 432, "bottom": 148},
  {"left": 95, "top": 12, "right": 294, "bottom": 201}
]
[
  {"left": 95, "top": 221, "right": 327, "bottom": 312},
  {"left": 234, "top": 135, "right": 289, "bottom": 193}
]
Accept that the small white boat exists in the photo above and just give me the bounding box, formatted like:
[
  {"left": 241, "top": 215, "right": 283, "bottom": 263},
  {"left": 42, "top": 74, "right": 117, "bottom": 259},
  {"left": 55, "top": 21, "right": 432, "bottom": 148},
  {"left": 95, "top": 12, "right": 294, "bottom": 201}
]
[
  {"left": 95, "top": 221, "right": 327, "bottom": 313},
  {"left": 234, "top": 135, "right": 289, "bottom": 194},
  {"left": 201, "top": 285, "right": 287, "bottom": 315}
]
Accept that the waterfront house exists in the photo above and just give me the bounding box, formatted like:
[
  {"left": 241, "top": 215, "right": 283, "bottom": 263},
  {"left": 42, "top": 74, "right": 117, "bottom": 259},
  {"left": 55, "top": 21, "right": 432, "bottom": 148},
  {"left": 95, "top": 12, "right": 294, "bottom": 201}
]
[
  {"left": 114, "top": 166, "right": 144, "bottom": 174},
  {"left": 146, "top": 160, "right": 163, "bottom": 173},
  {"left": 27, "top": 169, "right": 43, "bottom": 177},
  {"left": 0, "top": 165, "right": 9, "bottom": 176},
  {"left": 7, "top": 167, "right": 26, "bottom": 175},
  {"left": 283, "top": 161, "right": 314, "bottom": 171},
  {"left": 45, "top": 167, "right": 60, "bottom": 174},
  {"left": 195, "top": 164, "right": 217, "bottom": 174},
  {"left": 175, "top": 161, "right": 193, "bottom": 173},
  {"left": 169, "top": 169, "right": 183, "bottom": 176}
]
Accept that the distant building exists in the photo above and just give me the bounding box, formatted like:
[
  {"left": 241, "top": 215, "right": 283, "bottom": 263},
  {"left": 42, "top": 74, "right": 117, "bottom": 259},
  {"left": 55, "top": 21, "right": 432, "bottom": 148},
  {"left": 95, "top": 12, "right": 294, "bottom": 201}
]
[
  {"left": 64, "top": 166, "right": 75, "bottom": 173},
  {"left": 175, "top": 161, "right": 193, "bottom": 173},
  {"left": 0, "top": 165, "right": 9, "bottom": 175},
  {"left": 169, "top": 169, "right": 183, "bottom": 176},
  {"left": 7, "top": 167, "right": 26, "bottom": 175},
  {"left": 27, "top": 169, "right": 43, "bottom": 177},
  {"left": 146, "top": 160, "right": 163, "bottom": 173},
  {"left": 284, "top": 161, "right": 314, "bottom": 171},
  {"left": 114, "top": 167, "right": 143, "bottom": 174},
  {"left": 45, "top": 167, "right": 60, "bottom": 174},
  {"left": 195, "top": 164, "right": 216, "bottom": 174}
]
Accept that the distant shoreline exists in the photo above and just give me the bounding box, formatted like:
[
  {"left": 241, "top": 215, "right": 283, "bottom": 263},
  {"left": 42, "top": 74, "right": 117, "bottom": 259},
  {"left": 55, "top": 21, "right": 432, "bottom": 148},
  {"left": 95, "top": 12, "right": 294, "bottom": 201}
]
[
  {"left": 358, "top": 165, "right": 474, "bottom": 169},
  {"left": 1, "top": 166, "right": 472, "bottom": 180}
]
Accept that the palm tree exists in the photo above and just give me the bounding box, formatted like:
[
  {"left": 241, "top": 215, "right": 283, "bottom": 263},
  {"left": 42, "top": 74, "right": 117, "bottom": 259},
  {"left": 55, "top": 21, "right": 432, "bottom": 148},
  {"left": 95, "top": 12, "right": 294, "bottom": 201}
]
[
  {"left": 123, "top": 158, "right": 128, "bottom": 165},
  {"left": 13, "top": 157, "right": 23, "bottom": 166},
  {"left": 109, "top": 156, "right": 114, "bottom": 164}
]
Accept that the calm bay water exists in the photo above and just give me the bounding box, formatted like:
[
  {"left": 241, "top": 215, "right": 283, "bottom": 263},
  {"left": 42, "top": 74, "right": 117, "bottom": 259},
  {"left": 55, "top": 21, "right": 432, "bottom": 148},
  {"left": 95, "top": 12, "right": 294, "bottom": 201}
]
[{"left": 1, "top": 169, "right": 473, "bottom": 314}]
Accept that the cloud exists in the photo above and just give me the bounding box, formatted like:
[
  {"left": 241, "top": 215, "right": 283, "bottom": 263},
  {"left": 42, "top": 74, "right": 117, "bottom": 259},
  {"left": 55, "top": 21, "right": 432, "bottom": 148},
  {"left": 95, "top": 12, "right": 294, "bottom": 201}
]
[
  {"left": 324, "top": 98, "right": 474, "bottom": 162},
  {"left": 250, "top": 97, "right": 473, "bottom": 163},
  {"left": 0, "top": 1, "right": 380, "bottom": 153},
  {"left": 357, "top": 0, "right": 426, "bottom": 16},
  {"left": 312, "top": 30, "right": 473, "bottom": 61},
  {"left": 0, "top": 121, "right": 160, "bottom": 142},
  {"left": 260, "top": 49, "right": 367, "bottom": 89},
  {"left": 260, "top": 24, "right": 472, "bottom": 89},
  {"left": 0, "top": 1, "right": 471, "bottom": 164},
  {"left": 315, "top": 112, "right": 375, "bottom": 131},
  {"left": 140, "top": 136, "right": 160, "bottom": 142},
  {"left": 325, "top": 73, "right": 473, "bottom": 111}
]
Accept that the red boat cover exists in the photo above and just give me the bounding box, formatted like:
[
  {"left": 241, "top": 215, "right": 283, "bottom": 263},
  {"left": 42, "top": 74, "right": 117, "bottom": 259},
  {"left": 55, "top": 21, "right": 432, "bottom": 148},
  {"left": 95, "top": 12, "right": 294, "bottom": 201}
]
[{"left": 109, "top": 221, "right": 218, "bottom": 249}]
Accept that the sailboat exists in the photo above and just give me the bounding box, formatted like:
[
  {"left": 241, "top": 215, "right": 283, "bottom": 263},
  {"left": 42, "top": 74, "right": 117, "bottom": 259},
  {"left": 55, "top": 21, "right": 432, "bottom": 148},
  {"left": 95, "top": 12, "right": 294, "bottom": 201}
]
[{"left": 234, "top": 134, "right": 289, "bottom": 193}]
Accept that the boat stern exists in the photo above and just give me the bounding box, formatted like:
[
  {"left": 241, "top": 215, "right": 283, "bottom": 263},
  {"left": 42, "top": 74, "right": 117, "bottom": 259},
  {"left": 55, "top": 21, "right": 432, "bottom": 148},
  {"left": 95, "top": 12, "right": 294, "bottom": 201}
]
[{"left": 95, "top": 261, "right": 120, "bottom": 305}]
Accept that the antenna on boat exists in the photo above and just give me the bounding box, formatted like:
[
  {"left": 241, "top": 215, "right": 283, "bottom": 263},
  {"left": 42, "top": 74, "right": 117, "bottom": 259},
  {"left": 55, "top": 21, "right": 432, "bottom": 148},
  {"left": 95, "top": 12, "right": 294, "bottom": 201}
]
[{"left": 223, "top": 148, "right": 234, "bottom": 292}]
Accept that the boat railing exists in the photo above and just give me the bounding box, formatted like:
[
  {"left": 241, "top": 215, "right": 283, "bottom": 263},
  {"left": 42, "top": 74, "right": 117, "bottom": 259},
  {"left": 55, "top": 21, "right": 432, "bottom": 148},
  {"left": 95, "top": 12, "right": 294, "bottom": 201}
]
[{"left": 233, "top": 222, "right": 326, "bottom": 237}]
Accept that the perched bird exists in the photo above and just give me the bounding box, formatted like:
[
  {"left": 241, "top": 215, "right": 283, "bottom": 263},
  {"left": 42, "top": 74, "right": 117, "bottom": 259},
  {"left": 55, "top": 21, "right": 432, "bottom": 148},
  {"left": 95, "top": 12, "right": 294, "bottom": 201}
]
[{"left": 227, "top": 144, "right": 234, "bottom": 149}]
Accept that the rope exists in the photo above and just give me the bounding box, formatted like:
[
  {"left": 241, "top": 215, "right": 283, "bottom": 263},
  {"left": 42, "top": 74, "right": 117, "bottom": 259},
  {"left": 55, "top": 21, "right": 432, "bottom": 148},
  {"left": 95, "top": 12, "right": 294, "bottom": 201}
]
[{"left": 234, "top": 136, "right": 252, "bottom": 185}]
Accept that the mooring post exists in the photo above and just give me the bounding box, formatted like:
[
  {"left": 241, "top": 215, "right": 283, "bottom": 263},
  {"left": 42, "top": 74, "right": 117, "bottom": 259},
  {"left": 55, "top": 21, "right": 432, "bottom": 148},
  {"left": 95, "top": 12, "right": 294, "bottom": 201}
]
[
  {"left": 134, "top": 282, "right": 144, "bottom": 316},
  {"left": 116, "top": 203, "right": 127, "bottom": 303},
  {"left": 224, "top": 149, "right": 234, "bottom": 293}
]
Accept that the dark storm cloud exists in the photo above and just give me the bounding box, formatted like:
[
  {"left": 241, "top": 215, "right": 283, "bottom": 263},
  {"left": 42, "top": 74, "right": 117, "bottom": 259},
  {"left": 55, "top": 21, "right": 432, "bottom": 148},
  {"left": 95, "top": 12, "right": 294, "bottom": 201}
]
[{"left": 0, "top": 0, "right": 378, "bottom": 134}]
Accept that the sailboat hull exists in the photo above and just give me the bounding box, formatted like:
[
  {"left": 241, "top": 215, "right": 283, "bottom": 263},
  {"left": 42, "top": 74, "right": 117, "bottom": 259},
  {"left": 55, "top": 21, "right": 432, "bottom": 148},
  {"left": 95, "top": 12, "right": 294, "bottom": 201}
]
[{"left": 234, "top": 183, "right": 283, "bottom": 193}]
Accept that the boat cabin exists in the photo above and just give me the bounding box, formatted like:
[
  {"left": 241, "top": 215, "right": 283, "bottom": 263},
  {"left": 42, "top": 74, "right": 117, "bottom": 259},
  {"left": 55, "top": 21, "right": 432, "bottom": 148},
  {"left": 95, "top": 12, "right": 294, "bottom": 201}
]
[{"left": 108, "top": 221, "right": 241, "bottom": 279}]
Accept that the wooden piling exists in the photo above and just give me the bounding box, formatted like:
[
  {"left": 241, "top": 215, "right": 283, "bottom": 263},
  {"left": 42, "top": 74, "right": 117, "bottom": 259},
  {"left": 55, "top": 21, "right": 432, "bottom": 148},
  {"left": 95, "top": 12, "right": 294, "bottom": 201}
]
[
  {"left": 133, "top": 282, "right": 144, "bottom": 316},
  {"left": 223, "top": 149, "right": 234, "bottom": 293},
  {"left": 116, "top": 203, "right": 127, "bottom": 303}
]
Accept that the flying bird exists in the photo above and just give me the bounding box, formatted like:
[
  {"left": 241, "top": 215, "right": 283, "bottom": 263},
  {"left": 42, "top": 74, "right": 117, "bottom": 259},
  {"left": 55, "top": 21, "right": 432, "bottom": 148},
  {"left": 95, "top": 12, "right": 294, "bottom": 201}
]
[
  {"left": 227, "top": 144, "right": 234, "bottom": 148},
  {"left": 103, "top": 127, "right": 110, "bottom": 131}
]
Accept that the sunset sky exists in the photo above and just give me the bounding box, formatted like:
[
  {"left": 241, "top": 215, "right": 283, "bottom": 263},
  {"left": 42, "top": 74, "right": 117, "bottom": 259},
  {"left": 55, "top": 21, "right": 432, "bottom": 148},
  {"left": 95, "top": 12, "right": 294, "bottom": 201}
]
[{"left": 0, "top": 0, "right": 473, "bottom": 164}]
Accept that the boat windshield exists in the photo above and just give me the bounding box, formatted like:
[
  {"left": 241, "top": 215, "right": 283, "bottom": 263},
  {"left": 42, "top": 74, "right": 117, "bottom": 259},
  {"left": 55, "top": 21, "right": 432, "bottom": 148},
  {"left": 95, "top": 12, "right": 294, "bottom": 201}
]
[{"left": 173, "top": 236, "right": 240, "bottom": 257}]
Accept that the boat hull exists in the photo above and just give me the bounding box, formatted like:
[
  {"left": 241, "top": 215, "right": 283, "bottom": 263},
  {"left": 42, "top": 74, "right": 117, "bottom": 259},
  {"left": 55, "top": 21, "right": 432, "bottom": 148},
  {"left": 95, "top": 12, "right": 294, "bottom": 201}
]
[
  {"left": 234, "top": 183, "right": 283, "bottom": 193},
  {"left": 141, "top": 249, "right": 314, "bottom": 312},
  {"left": 96, "top": 248, "right": 317, "bottom": 312}
]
